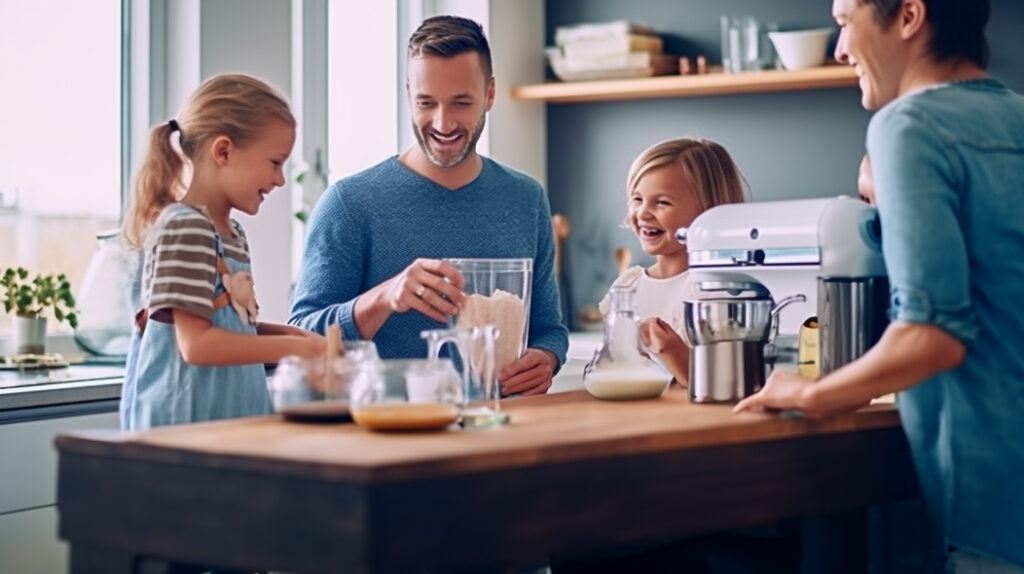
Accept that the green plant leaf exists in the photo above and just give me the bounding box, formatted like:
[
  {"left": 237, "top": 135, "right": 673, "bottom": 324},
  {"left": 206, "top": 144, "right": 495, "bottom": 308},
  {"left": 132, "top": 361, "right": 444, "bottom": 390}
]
[{"left": 2, "top": 267, "right": 80, "bottom": 328}]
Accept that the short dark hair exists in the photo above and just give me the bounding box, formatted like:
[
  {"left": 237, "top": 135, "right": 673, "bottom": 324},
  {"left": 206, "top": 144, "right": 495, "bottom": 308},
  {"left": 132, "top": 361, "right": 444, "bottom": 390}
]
[
  {"left": 861, "top": 0, "right": 989, "bottom": 68},
  {"left": 407, "top": 15, "right": 493, "bottom": 80}
]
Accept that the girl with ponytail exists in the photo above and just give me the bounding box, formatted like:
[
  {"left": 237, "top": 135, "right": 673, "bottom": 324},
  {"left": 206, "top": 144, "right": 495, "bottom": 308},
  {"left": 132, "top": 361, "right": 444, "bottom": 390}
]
[{"left": 121, "top": 74, "right": 324, "bottom": 430}]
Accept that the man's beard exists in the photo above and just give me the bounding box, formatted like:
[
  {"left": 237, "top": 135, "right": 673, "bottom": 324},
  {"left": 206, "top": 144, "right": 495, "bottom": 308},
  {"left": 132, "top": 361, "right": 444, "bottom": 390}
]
[{"left": 413, "top": 112, "right": 487, "bottom": 168}]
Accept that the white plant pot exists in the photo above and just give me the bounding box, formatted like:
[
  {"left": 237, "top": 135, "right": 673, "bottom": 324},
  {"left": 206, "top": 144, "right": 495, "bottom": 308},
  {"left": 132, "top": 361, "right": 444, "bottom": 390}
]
[{"left": 14, "top": 315, "right": 47, "bottom": 355}]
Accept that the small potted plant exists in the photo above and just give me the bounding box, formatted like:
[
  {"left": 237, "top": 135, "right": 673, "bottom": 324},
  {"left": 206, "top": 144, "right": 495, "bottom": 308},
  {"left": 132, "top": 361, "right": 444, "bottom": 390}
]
[{"left": 2, "top": 267, "right": 78, "bottom": 355}]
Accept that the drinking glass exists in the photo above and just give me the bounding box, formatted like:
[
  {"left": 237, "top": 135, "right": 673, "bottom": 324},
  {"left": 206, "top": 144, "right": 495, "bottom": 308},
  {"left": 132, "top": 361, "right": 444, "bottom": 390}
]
[{"left": 721, "top": 15, "right": 776, "bottom": 72}]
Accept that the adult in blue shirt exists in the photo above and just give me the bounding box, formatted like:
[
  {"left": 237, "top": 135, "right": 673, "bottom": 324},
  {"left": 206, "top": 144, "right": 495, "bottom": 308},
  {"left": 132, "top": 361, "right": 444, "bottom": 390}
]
[
  {"left": 289, "top": 15, "right": 568, "bottom": 395},
  {"left": 736, "top": 0, "right": 1024, "bottom": 572}
]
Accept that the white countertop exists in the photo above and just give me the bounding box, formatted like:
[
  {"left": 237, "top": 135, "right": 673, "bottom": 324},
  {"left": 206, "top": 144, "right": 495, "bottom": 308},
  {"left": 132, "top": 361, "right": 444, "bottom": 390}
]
[{"left": 550, "top": 331, "right": 603, "bottom": 394}]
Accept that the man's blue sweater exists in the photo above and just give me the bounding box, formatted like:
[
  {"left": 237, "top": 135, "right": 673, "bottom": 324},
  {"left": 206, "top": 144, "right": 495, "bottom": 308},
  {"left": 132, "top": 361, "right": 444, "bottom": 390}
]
[{"left": 289, "top": 156, "right": 568, "bottom": 368}]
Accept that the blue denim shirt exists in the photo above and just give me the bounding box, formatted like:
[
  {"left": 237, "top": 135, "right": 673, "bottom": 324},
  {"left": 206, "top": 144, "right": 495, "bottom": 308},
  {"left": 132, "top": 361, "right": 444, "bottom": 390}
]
[{"left": 867, "top": 79, "right": 1024, "bottom": 568}]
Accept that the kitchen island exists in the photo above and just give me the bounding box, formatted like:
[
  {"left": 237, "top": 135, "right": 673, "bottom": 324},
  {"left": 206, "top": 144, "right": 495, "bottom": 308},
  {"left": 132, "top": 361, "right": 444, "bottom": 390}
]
[{"left": 56, "top": 388, "right": 918, "bottom": 574}]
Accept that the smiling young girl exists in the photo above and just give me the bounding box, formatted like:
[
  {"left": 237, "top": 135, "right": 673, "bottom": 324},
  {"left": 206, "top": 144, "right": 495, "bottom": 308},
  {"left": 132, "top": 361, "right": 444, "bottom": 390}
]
[
  {"left": 600, "top": 138, "right": 747, "bottom": 385},
  {"left": 120, "top": 74, "right": 325, "bottom": 430}
]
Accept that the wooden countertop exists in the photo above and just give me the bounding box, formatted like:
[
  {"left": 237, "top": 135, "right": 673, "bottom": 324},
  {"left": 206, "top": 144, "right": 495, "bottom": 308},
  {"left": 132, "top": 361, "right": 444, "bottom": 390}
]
[
  {"left": 57, "top": 388, "right": 900, "bottom": 482},
  {"left": 56, "top": 389, "right": 917, "bottom": 574}
]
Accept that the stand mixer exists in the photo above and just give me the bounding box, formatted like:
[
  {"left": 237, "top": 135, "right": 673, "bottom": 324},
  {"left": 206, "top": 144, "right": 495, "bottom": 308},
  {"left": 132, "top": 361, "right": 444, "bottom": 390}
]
[{"left": 676, "top": 196, "right": 889, "bottom": 379}]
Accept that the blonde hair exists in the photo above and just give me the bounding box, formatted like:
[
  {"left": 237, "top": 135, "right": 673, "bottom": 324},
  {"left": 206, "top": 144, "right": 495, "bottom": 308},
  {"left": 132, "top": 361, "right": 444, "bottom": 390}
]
[
  {"left": 123, "top": 74, "right": 295, "bottom": 247},
  {"left": 625, "top": 138, "right": 747, "bottom": 222}
]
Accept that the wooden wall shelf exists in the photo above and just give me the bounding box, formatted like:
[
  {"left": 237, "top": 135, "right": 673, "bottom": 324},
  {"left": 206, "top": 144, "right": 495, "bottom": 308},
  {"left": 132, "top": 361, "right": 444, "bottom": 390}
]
[{"left": 510, "top": 65, "right": 859, "bottom": 103}]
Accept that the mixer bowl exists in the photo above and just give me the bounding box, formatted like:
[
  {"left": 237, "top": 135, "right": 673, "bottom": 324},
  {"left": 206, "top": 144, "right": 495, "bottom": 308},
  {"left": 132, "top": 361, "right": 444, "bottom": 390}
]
[
  {"left": 681, "top": 298, "right": 774, "bottom": 346},
  {"left": 682, "top": 294, "right": 807, "bottom": 403}
]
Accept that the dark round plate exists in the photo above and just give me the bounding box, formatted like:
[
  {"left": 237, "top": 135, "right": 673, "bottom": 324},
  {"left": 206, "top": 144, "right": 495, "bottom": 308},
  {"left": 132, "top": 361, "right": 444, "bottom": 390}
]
[{"left": 279, "top": 400, "right": 352, "bottom": 423}]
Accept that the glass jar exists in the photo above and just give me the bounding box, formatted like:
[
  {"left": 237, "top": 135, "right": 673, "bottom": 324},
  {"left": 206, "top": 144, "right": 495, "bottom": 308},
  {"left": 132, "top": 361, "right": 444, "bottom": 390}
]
[
  {"left": 266, "top": 340, "right": 380, "bottom": 419},
  {"left": 583, "top": 284, "right": 670, "bottom": 400}
]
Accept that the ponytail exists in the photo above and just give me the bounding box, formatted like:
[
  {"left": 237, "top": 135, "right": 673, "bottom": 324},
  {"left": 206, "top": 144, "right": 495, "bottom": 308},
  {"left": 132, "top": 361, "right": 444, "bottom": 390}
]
[{"left": 123, "top": 122, "right": 186, "bottom": 248}]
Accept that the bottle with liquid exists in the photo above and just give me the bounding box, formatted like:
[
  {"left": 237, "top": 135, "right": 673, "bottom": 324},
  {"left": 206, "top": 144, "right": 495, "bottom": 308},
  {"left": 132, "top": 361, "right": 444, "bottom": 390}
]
[{"left": 583, "top": 284, "right": 671, "bottom": 400}]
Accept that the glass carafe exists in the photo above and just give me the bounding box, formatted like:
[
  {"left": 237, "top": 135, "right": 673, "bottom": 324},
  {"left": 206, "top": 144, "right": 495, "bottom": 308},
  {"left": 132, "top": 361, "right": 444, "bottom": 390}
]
[
  {"left": 422, "top": 324, "right": 509, "bottom": 428},
  {"left": 73, "top": 230, "right": 142, "bottom": 356},
  {"left": 583, "top": 284, "right": 671, "bottom": 400}
]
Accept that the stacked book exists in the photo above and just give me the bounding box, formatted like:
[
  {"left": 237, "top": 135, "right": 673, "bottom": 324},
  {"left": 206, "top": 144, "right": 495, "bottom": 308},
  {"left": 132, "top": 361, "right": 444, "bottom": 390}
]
[{"left": 547, "top": 20, "right": 677, "bottom": 81}]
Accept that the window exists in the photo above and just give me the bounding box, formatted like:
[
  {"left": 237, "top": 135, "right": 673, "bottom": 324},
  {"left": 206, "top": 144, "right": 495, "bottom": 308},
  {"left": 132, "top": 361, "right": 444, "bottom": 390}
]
[{"left": 0, "top": 0, "right": 123, "bottom": 335}]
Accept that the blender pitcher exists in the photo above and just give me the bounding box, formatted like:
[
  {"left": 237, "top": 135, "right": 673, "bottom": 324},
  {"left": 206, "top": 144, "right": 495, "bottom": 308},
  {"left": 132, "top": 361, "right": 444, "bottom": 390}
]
[{"left": 444, "top": 258, "right": 532, "bottom": 380}]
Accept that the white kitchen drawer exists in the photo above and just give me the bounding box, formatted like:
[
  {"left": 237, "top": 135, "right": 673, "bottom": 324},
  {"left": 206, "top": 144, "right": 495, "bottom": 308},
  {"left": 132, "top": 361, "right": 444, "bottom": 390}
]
[
  {"left": 0, "top": 506, "right": 67, "bottom": 574},
  {"left": 0, "top": 411, "right": 119, "bottom": 513}
]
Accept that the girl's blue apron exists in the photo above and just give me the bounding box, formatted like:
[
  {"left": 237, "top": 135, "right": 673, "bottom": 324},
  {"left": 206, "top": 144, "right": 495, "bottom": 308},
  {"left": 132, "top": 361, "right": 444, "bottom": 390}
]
[{"left": 121, "top": 233, "right": 271, "bottom": 430}]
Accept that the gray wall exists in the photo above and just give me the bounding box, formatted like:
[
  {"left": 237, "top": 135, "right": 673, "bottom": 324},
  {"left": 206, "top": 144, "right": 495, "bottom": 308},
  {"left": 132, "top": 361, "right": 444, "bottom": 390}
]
[{"left": 546, "top": 0, "right": 1024, "bottom": 317}]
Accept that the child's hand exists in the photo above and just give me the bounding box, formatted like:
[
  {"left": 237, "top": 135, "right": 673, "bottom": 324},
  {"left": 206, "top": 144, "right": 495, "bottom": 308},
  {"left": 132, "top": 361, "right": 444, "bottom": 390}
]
[
  {"left": 640, "top": 318, "right": 686, "bottom": 355},
  {"left": 291, "top": 333, "right": 327, "bottom": 358},
  {"left": 640, "top": 317, "right": 691, "bottom": 388}
]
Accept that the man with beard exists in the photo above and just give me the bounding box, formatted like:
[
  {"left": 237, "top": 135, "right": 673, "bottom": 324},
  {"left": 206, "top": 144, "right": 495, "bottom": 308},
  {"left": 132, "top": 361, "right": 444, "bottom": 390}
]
[{"left": 289, "top": 15, "right": 568, "bottom": 395}]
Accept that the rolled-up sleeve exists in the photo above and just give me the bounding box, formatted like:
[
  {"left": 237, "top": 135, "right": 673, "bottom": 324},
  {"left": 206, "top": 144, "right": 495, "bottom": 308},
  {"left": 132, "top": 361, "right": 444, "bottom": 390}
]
[{"left": 868, "top": 106, "right": 978, "bottom": 345}]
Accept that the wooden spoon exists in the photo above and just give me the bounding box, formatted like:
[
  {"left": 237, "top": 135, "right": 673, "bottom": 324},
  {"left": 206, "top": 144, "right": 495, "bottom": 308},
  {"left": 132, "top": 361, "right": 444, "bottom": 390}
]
[
  {"left": 325, "top": 323, "right": 344, "bottom": 359},
  {"left": 552, "top": 213, "right": 571, "bottom": 275},
  {"left": 614, "top": 246, "right": 632, "bottom": 274},
  {"left": 317, "top": 323, "right": 345, "bottom": 396}
]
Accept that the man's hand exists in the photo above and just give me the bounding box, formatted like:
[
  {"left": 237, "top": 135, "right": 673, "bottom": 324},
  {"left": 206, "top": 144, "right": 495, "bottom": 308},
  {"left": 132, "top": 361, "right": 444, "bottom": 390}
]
[
  {"left": 499, "top": 348, "right": 558, "bottom": 396},
  {"left": 355, "top": 258, "right": 466, "bottom": 339},
  {"left": 733, "top": 369, "right": 816, "bottom": 416},
  {"left": 385, "top": 258, "right": 465, "bottom": 322}
]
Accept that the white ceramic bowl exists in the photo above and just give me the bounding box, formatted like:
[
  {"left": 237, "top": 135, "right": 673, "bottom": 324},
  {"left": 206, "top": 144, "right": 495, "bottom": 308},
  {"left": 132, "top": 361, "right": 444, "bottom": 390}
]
[{"left": 767, "top": 28, "right": 834, "bottom": 71}]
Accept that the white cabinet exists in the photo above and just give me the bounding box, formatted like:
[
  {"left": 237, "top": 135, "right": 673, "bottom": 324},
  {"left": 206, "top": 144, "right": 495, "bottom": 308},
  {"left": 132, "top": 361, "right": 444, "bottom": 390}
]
[
  {"left": 0, "top": 409, "right": 119, "bottom": 574},
  {"left": 0, "top": 507, "right": 65, "bottom": 574}
]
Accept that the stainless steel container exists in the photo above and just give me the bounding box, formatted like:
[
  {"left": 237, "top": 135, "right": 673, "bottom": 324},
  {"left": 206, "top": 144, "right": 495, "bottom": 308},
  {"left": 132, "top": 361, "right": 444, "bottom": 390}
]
[
  {"left": 689, "top": 340, "right": 766, "bottom": 403},
  {"left": 682, "top": 290, "right": 805, "bottom": 403},
  {"left": 817, "top": 276, "right": 890, "bottom": 376}
]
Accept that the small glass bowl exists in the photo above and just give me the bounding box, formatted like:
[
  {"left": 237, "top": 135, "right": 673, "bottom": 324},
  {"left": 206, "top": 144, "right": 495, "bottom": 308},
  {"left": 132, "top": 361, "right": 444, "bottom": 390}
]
[
  {"left": 349, "top": 359, "right": 464, "bottom": 432},
  {"left": 267, "top": 341, "right": 379, "bottom": 420}
]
